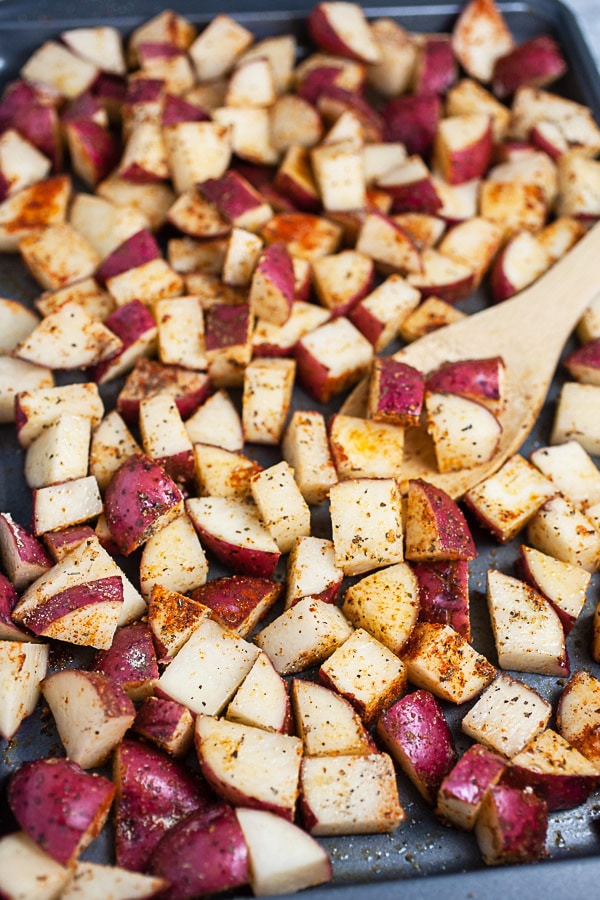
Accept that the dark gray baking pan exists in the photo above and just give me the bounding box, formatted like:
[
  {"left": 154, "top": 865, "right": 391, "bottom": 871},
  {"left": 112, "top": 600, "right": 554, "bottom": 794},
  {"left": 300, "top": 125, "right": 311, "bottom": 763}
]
[{"left": 1, "top": 1, "right": 600, "bottom": 899}]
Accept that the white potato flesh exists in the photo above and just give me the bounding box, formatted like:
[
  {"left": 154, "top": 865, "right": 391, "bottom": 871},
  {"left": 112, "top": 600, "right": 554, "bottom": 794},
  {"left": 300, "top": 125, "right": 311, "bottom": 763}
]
[
  {"left": 551, "top": 381, "right": 600, "bottom": 456},
  {"left": 425, "top": 390, "right": 502, "bottom": 473},
  {"left": 342, "top": 562, "right": 419, "bottom": 654},
  {"left": 139, "top": 513, "right": 208, "bottom": 599},
  {"left": 24, "top": 414, "right": 91, "bottom": 489},
  {"left": 291, "top": 679, "right": 374, "bottom": 757},
  {"left": 329, "top": 477, "right": 404, "bottom": 576},
  {"left": 530, "top": 440, "right": 600, "bottom": 509},
  {"left": 0, "top": 357, "right": 53, "bottom": 424},
  {"left": 526, "top": 493, "right": 600, "bottom": 572},
  {"left": 60, "top": 860, "right": 166, "bottom": 900},
  {"left": 0, "top": 641, "right": 48, "bottom": 740},
  {"left": 185, "top": 389, "right": 244, "bottom": 452},
  {"left": 281, "top": 410, "right": 337, "bottom": 506},
  {"left": 250, "top": 461, "right": 310, "bottom": 553},
  {"left": 285, "top": 536, "right": 342, "bottom": 610},
  {"left": 226, "top": 651, "right": 289, "bottom": 733},
  {"left": 242, "top": 358, "right": 296, "bottom": 445},
  {"left": 521, "top": 545, "right": 590, "bottom": 623},
  {"left": 328, "top": 414, "right": 405, "bottom": 480}
]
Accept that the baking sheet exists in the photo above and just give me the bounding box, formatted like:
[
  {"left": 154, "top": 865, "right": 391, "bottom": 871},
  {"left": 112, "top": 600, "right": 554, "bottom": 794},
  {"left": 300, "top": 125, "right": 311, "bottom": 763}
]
[{"left": 1, "top": 1, "right": 600, "bottom": 898}]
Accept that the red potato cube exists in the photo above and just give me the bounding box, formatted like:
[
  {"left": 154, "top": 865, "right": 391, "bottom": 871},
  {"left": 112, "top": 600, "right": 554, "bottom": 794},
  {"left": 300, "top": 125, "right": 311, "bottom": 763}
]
[
  {"left": 510, "top": 728, "right": 599, "bottom": 811},
  {"left": 463, "top": 673, "right": 552, "bottom": 758},
  {"left": 24, "top": 413, "right": 91, "bottom": 489},
  {"left": 0, "top": 174, "right": 71, "bottom": 253},
  {"left": 556, "top": 154, "right": 600, "bottom": 219},
  {"left": 104, "top": 453, "right": 184, "bottom": 556},
  {"left": 367, "top": 357, "right": 425, "bottom": 427},
  {"left": 32, "top": 475, "right": 104, "bottom": 537},
  {"left": 530, "top": 440, "right": 600, "bottom": 510},
  {"left": 8, "top": 757, "right": 115, "bottom": 867},
  {"left": 60, "top": 862, "right": 167, "bottom": 900},
  {"left": 0, "top": 573, "right": 29, "bottom": 640},
  {"left": 550, "top": 381, "right": 600, "bottom": 457},
  {"left": 118, "top": 122, "right": 169, "bottom": 183},
  {"left": 69, "top": 193, "right": 149, "bottom": 262},
  {"left": 116, "top": 357, "right": 211, "bottom": 423},
  {"left": 200, "top": 170, "right": 273, "bottom": 233},
  {"left": 328, "top": 413, "right": 406, "bottom": 481},
  {"left": 128, "top": 9, "right": 196, "bottom": 65},
  {"left": 106, "top": 257, "right": 184, "bottom": 309},
  {"left": 236, "top": 807, "right": 331, "bottom": 897},
  {"left": 475, "top": 775, "right": 548, "bottom": 865},
  {"left": 188, "top": 13, "right": 253, "bottom": 81},
  {"left": 382, "top": 92, "right": 442, "bottom": 157},
  {"left": 0, "top": 128, "right": 51, "bottom": 200},
  {"left": 149, "top": 805, "right": 249, "bottom": 900},
  {"left": 195, "top": 715, "right": 303, "bottom": 820},
  {"left": 294, "top": 50, "right": 366, "bottom": 98},
  {"left": 438, "top": 216, "right": 503, "bottom": 288},
  {"left": 191, "top": 575, "right": 282, "bottom": 639},
  {"left": 480, "top": 180, "right": 547, "bottom": 237},
  {"left": 349, "top": 273, "right": 420, "bottom": 351},
  {"left": 291, "top": 678, "right": 376, "bottom": 757},
  {"left": 491, "top": 230, "right": 551, "bottom": 303},
  {"left": 356, "top": 211, "right": 422, "bottom": 275},
  {"left": 311, "top": 139, "right": 366, "bottom": 212},
  {"left": 295, "top": 316, "right": 373, "bottom": 403},
  {"left": 425, "top": 355, "right": 506, "bottom": 414},
  {"left": 312, "top": 249, "right": 375, "bottom": 317},
  {"left": 261, "top": 211, "right": 342, "bottom": 260},
  {"left": 341, "top": 562, "right": 419, "bottom": 655},
  {"left": 556, "top": 670, "right": 600, "bottom": 768},
  {"left": 492, "top": 34, "right": 567, "bottom": 98},
  {"left": 254, "top": 595, "right": 353, "bottom": 676},
  {"left": 0, "top": 357, "right": 53, "bottom": 425},
  {"left": 412, "top": 34, "right": 457, "bottom": 95},
  {"left": 252, "top": 300, "right": 330, "bottom": 358},
  {"left": 0, "top": 296, "right": 40, "bottom": 353},
  {"left": 436, "top": 743, "right": 506, "bottom": 830},
  {"left": 405, "top": 478, "right": 476, "bottom": 562},
  {"left": 186, "top": 495, "right": 280, "bottom": 577},
  {"left": 222, "top": 227, "right": 263, "bottom": 287},
  {"left": 19, "top": 223, "right": 100, "bottom": 291},
  {"left": 446, "top": 78, "right": 511, "bottom": 142},
  {"left": 226, "top": 651, "right": 292, "bottom": 734},
  {"left": 242, "top": 357, "right": 296, "bottom": 444},
  {"left": 14, "top": 302, "right": 121, "bottom": 372},
  {"left": 0, "top": 832, "right": 71, "bottom": 900},
  {"left": 274, "top": 145, "right": 321, "bottom": 212},
  {"left": 212, "top": 106, "right": 279, "bottom": 166},
  {"left": 308, "top": 2, "right": 381, "bottom": 63},
  {"left": 487, "top": 150, "right": 558, "bottom": 208},
  {"left": 402, "top": 622, "right": 496, "bottom": 704},
  {"left": 113, "top": 737, "right": 212, "bottom": 873},
  {"left": 250, "top": 460, "right": 311, "bottom": 554},
  {"left": 21, "top": 39, "right": 98, "bottom": 98},
  {"left": 137, "top": 43, "right": 195, "bottom": 96},
  {"left": 194, "top": 443, "right": 262, "bottom": 499},
  {"left": 42, "top": 526, "right": 96, "bottom": 563},
  {"left": 378, "top": 689, "right": 457, "bottom": 805},
  {"left": 463, "top": 453, "right": 555, "bottom": 543},
  {"left": 433, "top": 114, "right": 493, "bottom": 185},
  {"left": 88, "top": 410, "right": 141, "bottom": 492},
  {"left": 285, "top": 536, "right": 342, "bottom": 609},
  {"left": 185, "top": 389, "right": 243, "bottom": 452},
  {"left": 270, "top": 93, "right": 324, "bottom": 154},
  {"left": 0, "top": 641, "right": 49, "bottom": 740},
  {"left": 319, "top": 628, "right": 406, "bottom": 727},
  {"left": 330, "top": 477, "right": 404, "bottom": 576},
  {"left": 15, "top": 381, "right": 104, "bottom": 449},
  {"left": 133, "top": 696, "right": 195, "bottom": 758},
  {"left": 61, "top": 24, "right": 126, "bottom": 75},
  {"left": 519, "top": 544, "right": 590, "bottom": 634},
  {"left": 167, "top": 188, "right": 231, "bottom": 240},
  {"left": 563, "top": 338, "right": 600, "bottom": 385},
  {"left": 451, "top": 0, "right": 514, "bottom": 83},
  {"left": 407, "top": 248, "right": 476, "bottom": 303},
  {"left": 157, "top": 616, "right": 260, "bottom": 716},
  {"left": 0, "top": 80, "right": 63, "bottom": 171},
  {"left": 248, "top": 242, "right": 295, "bottom": 325},
  {"left": 425, "top": 390, "right": 503, "bottom": 473},
  {"left": 91, "top": 621, "right": 159, "bottom": 702},
  {"left": 281, "top": 409, "right": 338, "bottom": 505},
  {"left": 412, "top": 559, "right": 471, "bottom": 640},
  {"left": 367, "top": 18, "right": 417, "bottom": 97},
  {"left": 0, "top": 512, "right": 52, "bottom": 590},
  {"left": 140, "top": 392, "right": 195, "bottom": 487},
  {"left": 527, "top": 493, "right": 600, "bottom": 572},
  {"left": 509, "top": 87, "right": 600, "bottom": 156},
  {"left": 95, "top": 228, "right": 160, "bottom": 283},
  {"left": 36, "top": 277, "right": 114, "bottom": 322},
  {"left": 204, "top": 303, "right": 253, "bottom": 388},
  {"left": 146, "top": 583, "right": 210, "bottom": 661},
  {"left": 226, "top": 55, "right": 276, "bottom": 108},
  {"left": 300, "top": 752, "right": 404, "bottom": 835},
  {"left": 487, "top": 569, "right": 569, "bottom": 676},
  {"left": 378, "top": 158, "right": 443, "bottom": 217},
  {"left": 239, "top": 33, "right": 297, "bottom": 95},
  {"left": 90, "top": 299, "right": 158, "bottom": 385},
  {"left": 41, "top": 668, "right": 135, "bottom": 768},
  {"left": 64, "top": 119, "right": 120, "bottom": 187}
]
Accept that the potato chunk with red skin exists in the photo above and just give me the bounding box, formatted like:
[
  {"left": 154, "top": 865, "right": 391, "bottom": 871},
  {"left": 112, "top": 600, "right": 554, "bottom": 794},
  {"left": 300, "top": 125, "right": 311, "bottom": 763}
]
[
  {"left": 367, "top": 357, "right": 425, "bottom": 426},
  {"left": 404, "top": 478, "right": 476, "bottom": 562},
  {"left": 104, "top": 453, "right": 184, "bottom": 556}
]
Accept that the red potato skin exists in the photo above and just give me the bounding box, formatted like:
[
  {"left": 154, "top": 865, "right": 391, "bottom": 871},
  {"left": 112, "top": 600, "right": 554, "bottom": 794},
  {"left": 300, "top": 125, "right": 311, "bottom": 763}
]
[
  {"left": 190, "top": 575, "right": 282, "bottom": 635},
  {"left": 406, "top": 478, "right": 477, "bottom": 561},
  {"left": 254, "top": 241, "right": 295, "bottom": 317},
  {"left": 64, "top": 119, "right": 121, "bottom": 185},
  {"left": 475, "top": 775, "right": 548, "bottom": 864},
  {"left": 60, "top": 91, "right": 105, "bottom": 124},
  {"left": 189, "top": 522, "right": 281, "bottom": 579},
  {"left": 117, "top": 358, "right": 211, "bottom": 422},
  {"left": 489, "top": 242, "right": 519, "bottom": 303},
  {"left": 91, "top": 72, "right": 127, "bottom": 119},
  {"left": 89, "top": 299, "right": 157, "bottom": 383},
  {"left": 383, "top": 93, "right": 442, "bottom": 157},
  {"left": 91, "top": 621, "right": 159, "bottom": 700},
  {"left": 413, "top": 36, "right": 457, "bottom": 96},
  {"left": 200, "top": 170, "right": 266, "bottom": 223},
  {"left": 439, "top": 124, "right": 493, "bottom": 185},
  {"left": 307, "top": 4, "right": 372, "bottom": 63},
  {"left": 162, "top": 93, "right": 210, "bottom": 125},
  {"left": 317, "top": 86, "right": 384, "bottom": 142},
  {"left": 436, "top": 743, "right": 506, "bottom": 828},
  {"left": 412, "top": 559, "right": 471, "bottom": 639},
  {"left": 8, "top": 757, "right": 115, "bottom": 867},
  {"left": 509, "top": 763, "right": 599, "bottom": 811},
  {"left": 133, "top": 696, "right": 194, "bottom": 757},
  {"left": 0, "top": 571, "right": 29, "bottom": 639},
  {"left": 386, "top": 176, "right": 443, "bottom": 216},
  {"left": 425, "top": 356, "right": 504, "bottom": 405},
  {"left": 517, "top": 547, "right": 578, "bottom": 634},
  {"left": 148, "top": 804, "right": 249, "bottom": 900},
  {"left": 492, "top": 35, "right": 567, "bottom": 99},
  {"left": 204, "top": 304, "right": 251, "bottom": 353},
  {"left": 104, "top": 453, "right": 183, "bottom": 556},
  {"left": 17, "top": 575, "right": 124, "bottom": 636},
  {"left": 296, "top": 65, "right": 346, "bottom": 105},
  {"left": 113, "top": 737, "right": 215, "bottom": 872},
  {"left": 0, "top": 79, "right": 63, "bottom": 170},
  {"left": 43, "top": 525, "right": 96, "bottom": 561},
  {"left": 0, "top": 512, "right": 52, "bottom": 588},
  {"left": 147, "top": 584, "right": 210, "bottom": 660},
  {"left": 96, "top": 228, "right": 161, "bottom": 283},
  {"left": 368, "top": 358, "right": 425, "bottom": 426},
  {"left": 377, "top": 690, "right": 457, "bottom": 805},
  {"left": 563, "top": 338, "right": 600, "bottom": 384}
]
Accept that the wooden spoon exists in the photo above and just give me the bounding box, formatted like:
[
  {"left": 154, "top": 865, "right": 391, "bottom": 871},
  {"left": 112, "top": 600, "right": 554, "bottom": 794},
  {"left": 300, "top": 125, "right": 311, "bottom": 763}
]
[{"left": 341, "top": 221, "right": 600, "bottom": 499}]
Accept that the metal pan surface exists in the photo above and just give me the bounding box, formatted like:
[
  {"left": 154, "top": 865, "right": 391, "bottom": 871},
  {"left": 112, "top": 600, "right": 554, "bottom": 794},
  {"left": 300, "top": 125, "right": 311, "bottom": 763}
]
[{"left": 1, "top": 1, "right": 600, "bottom": 898}]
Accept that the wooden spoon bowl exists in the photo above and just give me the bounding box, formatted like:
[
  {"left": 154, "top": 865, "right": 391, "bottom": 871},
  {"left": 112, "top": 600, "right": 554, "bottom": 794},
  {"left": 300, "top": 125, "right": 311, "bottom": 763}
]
[{"left": 341, "top": 221, "right": 600, "bottom": 498}]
